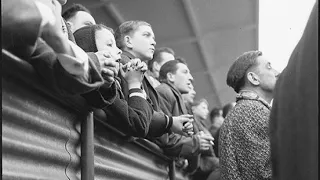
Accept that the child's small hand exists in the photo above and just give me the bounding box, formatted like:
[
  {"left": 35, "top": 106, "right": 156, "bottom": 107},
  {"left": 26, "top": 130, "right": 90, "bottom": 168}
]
[{"left": 95, "top": 50, "right": 118, "bottom": 87}]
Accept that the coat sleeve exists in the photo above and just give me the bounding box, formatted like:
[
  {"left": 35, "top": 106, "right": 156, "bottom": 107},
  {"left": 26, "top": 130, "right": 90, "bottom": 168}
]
[
  {"left": 2, "top": 0, "right": 42, "bottom": 58},
  {"left": 28, "top": 39, "right": 104, "bottom": 96},
  {"left": 96, "top": 87, "right": 153, "bottom": 137},
  {"left": 147, "top": 111, "right": 170, "bottom": 137},
  {"left": 81, "top": 82, "right": 117, "bottom": 108},
  {"left": 118, "top": 73, "right": 170, "bottom": 137},
  {"left": 155, "top": 85, "right": 175, "bottom": 116}
]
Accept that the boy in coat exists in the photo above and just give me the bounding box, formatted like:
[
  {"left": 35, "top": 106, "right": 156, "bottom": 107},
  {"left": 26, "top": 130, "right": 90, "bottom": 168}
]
[{"left": 114, "top": 20, "right": 194, "bottom": 138}]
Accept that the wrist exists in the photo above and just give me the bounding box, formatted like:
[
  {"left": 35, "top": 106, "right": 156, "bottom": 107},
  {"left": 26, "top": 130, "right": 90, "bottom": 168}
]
[
  {"left": 128, "top": 88, "right": 146, "bottom": 99},
  {"left": 128, "top": 81, "right": 141, "bottom": 89}
]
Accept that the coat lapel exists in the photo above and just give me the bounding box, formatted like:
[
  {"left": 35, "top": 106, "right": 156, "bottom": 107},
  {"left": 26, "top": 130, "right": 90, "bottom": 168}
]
[{"left": 165, "top": 82, "right": 188, "bottom": 115}]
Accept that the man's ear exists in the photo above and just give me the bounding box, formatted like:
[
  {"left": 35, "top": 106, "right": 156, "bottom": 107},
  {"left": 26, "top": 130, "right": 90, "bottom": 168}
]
[
  {"left": 66, "top": 21, "right": 74, "bottom": 32},
  {"left": 247, "top": 72, "right": 260, "bottom": 86},
  {"left": 124, "top": 35, "right": 133, "bottom": 49},
  {"left": 167, "top": 72, "right": 175, "bottom": 83}
]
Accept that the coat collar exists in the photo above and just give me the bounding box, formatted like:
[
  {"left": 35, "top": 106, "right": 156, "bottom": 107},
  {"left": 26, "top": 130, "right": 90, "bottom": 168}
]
[
  {"left": 119, "top": 51, "right": 136, "bottom": 65},
  {"left": 163, "top": 82, "right": 188, "bottom": 114},
  {"left": 122, "top": 51, "right": 136, "bottom": 59},
  {"left": 164, "top": 82, "right": 182, "bottom": 97},
  {"left": 236, "top": 90, "right": 272, "bottom": 110}
]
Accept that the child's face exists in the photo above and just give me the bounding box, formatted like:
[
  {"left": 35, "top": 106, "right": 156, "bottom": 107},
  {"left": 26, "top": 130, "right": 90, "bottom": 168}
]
[
  {"left": 95, "top": 28, "right": 122, "bottom": 71},
  {"left": 129, "top": 25, "right": 156, "bottom": 61},
  {"left": 95, "top": 28, "right": 122, "bottom": 61}
]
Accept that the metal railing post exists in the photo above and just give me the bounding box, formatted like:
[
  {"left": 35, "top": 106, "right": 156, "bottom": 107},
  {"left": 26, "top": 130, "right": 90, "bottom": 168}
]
[
  {"left": 169, "top": 160, "right": 176, "bottom": 180},
  {"left": 81, "top": 111, "right": 94, "bottom": 180}
]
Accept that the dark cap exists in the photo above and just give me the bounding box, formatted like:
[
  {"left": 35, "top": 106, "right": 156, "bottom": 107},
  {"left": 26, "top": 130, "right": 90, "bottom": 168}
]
[{"left": 74, "top": 25, "right": 99, "bottom": 53}]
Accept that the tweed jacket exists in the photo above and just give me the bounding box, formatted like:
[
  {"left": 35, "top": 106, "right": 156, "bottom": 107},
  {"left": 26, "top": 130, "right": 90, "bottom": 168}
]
[{"left": 219, "top": 91, "right": 272, "bottom": 180}]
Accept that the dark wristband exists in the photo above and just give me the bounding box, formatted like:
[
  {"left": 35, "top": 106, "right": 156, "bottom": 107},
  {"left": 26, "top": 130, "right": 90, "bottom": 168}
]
[{"left": 165, "top": 116, "right": 173, "bottom": 133}]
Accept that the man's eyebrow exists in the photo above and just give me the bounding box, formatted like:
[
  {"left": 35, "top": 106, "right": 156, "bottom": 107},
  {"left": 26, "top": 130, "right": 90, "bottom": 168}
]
[{"left": 143, "top": 31, "right": 155, "bottom": 39}]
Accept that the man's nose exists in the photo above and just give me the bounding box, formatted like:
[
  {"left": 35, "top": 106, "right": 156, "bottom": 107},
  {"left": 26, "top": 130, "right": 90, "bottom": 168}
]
[
  {"left": 189, "top": 74, "right": 194, "bottom": 81},
  {"left": 151, "top": 38, "right": 156, "bottom": 46}
]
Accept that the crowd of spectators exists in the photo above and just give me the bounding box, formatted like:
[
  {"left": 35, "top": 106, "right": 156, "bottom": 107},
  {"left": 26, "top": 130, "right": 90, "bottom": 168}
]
[{"left": 2, "top": 1, "right": 317, "bottom": 180}]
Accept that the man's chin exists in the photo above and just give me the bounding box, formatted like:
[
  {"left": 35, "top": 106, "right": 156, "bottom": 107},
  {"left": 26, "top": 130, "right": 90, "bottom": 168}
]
[
  {"left": 57, "top": 0, "right": 67, "bottom": 5},
  {"left": 144, "top": 55, "right": 153, "bottom": 61},
  {"left": 142, "top": 52, "right": 154, "bottom": 61}
]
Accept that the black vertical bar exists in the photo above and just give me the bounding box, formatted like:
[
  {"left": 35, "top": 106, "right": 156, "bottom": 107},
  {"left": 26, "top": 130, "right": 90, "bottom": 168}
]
[
  {"left": 169, "top": 160, "right": 176, "bottom": 180},
  {"left": 81, "top": 111, "right": 94, "bottom": 180}
]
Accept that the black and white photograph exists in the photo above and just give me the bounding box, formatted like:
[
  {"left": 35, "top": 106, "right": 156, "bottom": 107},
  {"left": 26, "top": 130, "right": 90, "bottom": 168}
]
[{"left": 2, "top": 0, "right": 318, "bottom": 179}]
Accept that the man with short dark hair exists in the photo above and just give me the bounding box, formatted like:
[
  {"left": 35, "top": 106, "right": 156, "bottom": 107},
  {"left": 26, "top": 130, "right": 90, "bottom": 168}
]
[
  {"left": 219, "top": 50, "right": 280, "bottom": 180},
  {"left": 156, "top": 60, "right": 217, "bottom": 176},
  {"left": 147, "top": 47, "right": 175, "bottom": 88},
  {"left": 157, "top": 60, "right": 193, "bottom": 115},
  {"left": 62, "top": 3, "right": 96, "bottom": 33}
]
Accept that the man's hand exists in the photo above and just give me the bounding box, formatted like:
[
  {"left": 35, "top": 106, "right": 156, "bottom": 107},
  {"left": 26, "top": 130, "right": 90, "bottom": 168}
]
[
  {"left": 119, "top": 58, "right": 146, "bottom": 89},
  {"left": 183, "top": 120, "right": 194, "bottom": 136},
  {"left": 197, "top": 131, "right": 215, "bottom": 151},
  {"left": 171, "top": 114, "right": 194, "bottom": 136}
]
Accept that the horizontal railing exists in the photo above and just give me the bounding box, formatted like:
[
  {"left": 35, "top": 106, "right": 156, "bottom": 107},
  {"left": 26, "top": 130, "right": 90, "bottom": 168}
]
[{"left": 2, "top": 49, "right": 187, "bottom": 180}]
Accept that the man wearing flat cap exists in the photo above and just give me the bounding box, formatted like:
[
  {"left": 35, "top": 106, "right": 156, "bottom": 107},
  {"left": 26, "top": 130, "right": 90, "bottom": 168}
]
[{"left": 218, "top": 50, "right": 280, "bottom": 180}]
